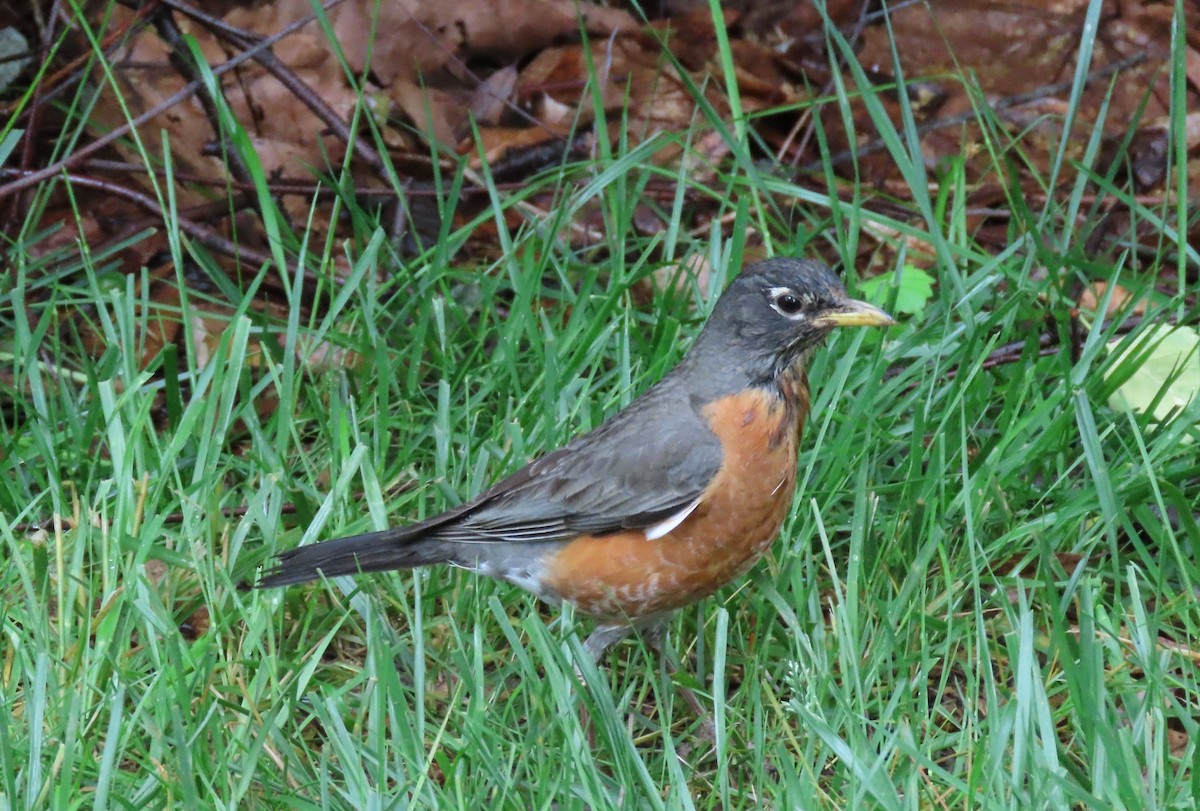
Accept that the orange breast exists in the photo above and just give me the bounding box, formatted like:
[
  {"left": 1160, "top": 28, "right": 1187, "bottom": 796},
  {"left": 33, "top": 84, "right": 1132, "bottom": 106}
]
[{"left": 543, "top": 384, "right": 809, "bottom": 621}]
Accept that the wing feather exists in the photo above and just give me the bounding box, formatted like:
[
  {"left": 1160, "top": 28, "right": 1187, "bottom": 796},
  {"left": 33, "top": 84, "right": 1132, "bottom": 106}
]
[{"left": 429, "top": 382, "right": 721, "bottom": 545}]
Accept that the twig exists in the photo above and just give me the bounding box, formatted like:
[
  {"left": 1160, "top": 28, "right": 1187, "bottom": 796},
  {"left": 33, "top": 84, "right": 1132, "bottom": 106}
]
[
  {"left": 144, "top": 3, "right": 257, "bottom": 188},
  {"left": 159, "top": 0, "right": 386, "bottom": 174},
  {"left": 801, "top": 52, "right": 1148, "bottom": 172},
  {"left": 0, "top": 0, "right": 157, "bottom": 122},
  {"left": 778, "top": 0, "right": 876, "bottom": 166},
  {"left": 76, "top": 158, "right": 544, "bottom": 198},
  {"left": 883, "top": 309, "right": 1183, "bottom": 384},
  {"left": 5, "top": 0, "right": 66, "bottom": 229},
  {"left": 0, "top": 0, "right": 348, "bottom": 202},
  {"left": 155, "top": 0, "right": 403, "bottom": 243},
  {"left": 0, "top": 167, "right": 273, "bottom": 267}
]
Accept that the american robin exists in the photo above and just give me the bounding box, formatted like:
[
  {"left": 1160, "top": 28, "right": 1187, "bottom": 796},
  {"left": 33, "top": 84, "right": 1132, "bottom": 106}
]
[{"left": 253, "top": 258, "right": 893, "bottom": 664}]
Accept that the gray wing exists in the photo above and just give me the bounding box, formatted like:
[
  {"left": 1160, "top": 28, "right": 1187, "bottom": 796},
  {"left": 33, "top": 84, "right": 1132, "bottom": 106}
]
[
  {"left": 251, "top": 384, "right": 722, "bottom": 588},
  {"left": 432, "top": 385, "right": 722, "bottom": 543}
]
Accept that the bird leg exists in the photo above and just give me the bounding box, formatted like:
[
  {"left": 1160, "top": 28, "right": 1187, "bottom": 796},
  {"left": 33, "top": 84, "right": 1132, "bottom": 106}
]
[
  {"left": 575, "top": 623, "right": 633, "bottom": 744},
  {"left": 581, "top": 622, "right": 633, "bottom": 661},
  {"left": 641, "top": 621, "right": 716, "bottom": 740},
  {"left": 576, "top": 620, "right": 715, "bottom": 741}
]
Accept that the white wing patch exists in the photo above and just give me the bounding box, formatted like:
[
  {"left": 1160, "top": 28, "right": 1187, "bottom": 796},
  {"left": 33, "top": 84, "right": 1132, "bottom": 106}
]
[{"left": 643, "top": 498, "right": 701, "bottom": 540}]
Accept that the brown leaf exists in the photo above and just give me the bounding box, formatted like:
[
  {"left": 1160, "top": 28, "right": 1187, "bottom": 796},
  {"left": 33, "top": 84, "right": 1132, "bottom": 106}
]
[
  {"left": 470, "top": 65, "right": 519, "bottom": 126},
  {"left": 330, "top": 0, "right": 636, "bottom": 84},
  {"left": 391, "top": 80, "right": 470, "bottom": 147},
  {"left": 1077, "top": 281, "right": 1147, "bottom": 317}
]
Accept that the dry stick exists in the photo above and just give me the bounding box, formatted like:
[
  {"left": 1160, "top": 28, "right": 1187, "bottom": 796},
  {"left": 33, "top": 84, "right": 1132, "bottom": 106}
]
[
  {"left": 7, "top": 0, "right": 66, "bottom": 229},
  {"left": 158, "top": 0, "right": 405, "bottom": 243},
  {"left": 0, "top": 167, "right": 273, "bottom": 267},
  {"left": 121, "top": 191, "right": 260, "bottom": 241},
  {"left": 159, "top": 0, "right": 385, "bottom": 173},
  {"left": 0, "top": 0, "right": 348, "bottom": 202},
  {"left": 142, "top": 3, "right": 304, "bottom": 239},
  {"left": 77, "top": 158, "right": 559, "bottom": 201},
  {"left": 145, "top": 3, "right": 257, "bottom": 190},
  {"left": 881, "top": 331, "right": 1052, "bottom": 382},
  {"left": 882, "top": 309, "right": 1184, "bottom": 384},
  {"left": 777, "top": 0, "right": 877, "bottom": 166},
  {"left": 80, "top": 159, "right": 336, "bottom": 196},
  {"left": 0, "top": 0, "right": 158, "bottom": 121},
  {"left": 389, "top": 1, "right": 559, "bottom": 137},
  {"left": 800, "top": 51, "right": 1148, "bottom": 173},
  {"left": 0, "top": 50, "right": 35, "bottom": 67}
]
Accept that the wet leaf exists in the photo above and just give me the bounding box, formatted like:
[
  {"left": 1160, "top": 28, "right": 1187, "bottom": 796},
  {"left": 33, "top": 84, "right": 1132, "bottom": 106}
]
[
  {"left": 859, "top": 265, "right": 935, "bottom": 318},
  {"left": 1106, "top": 324, "right": 1200, "bottom": 428}
]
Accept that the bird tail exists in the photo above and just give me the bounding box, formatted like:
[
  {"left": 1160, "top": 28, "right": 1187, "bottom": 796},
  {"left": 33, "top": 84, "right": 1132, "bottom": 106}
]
[{"left": 250, "top": 527, "right": 454, "bottom": 589}]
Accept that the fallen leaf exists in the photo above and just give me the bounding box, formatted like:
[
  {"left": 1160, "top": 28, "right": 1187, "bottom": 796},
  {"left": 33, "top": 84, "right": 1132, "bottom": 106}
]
[
  {"left": 1106, "top": 323, "right": 1200, "bottom": 429},
  {"left": 652, "top": 253, "right": 715, "bottom": 303},
  {"left": 470, "top": 65, "right": 519, "bottom": 125},
  {"left": 1077, "top": 281, "right": 1147, "bottom": 317},
  {"left": 859, "top": 264, "right": 935, "bottom": 317}
]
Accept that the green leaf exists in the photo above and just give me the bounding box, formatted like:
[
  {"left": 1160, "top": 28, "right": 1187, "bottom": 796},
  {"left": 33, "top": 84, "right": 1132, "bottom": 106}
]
[
  {"left": 1105, "top": 323, "right": 1200, "bottom": 426},
  {"left": 858, "top": 265, "right": 935, "bottom": 317}
]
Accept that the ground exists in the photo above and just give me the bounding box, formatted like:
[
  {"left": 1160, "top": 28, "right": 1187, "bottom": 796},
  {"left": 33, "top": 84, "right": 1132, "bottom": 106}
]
[{"left": 1, "top": 0, "right": 1198, "bottom": 807}]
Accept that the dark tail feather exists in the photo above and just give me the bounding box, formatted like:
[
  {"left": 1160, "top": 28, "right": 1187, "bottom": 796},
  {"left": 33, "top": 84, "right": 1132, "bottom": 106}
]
[{"left": 250, "top": 527, "right": 453, "bottom": 589}]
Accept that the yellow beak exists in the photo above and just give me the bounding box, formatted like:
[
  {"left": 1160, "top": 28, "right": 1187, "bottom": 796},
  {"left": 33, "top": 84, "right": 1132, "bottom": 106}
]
[{"left": 813, "top": 299, "right": 897, "bottom": 328}]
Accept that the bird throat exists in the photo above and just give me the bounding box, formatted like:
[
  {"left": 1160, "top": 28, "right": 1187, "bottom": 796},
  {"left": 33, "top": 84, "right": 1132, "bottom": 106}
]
[{"left": 765, "top": 359, "right": 810, "bottom": 450}]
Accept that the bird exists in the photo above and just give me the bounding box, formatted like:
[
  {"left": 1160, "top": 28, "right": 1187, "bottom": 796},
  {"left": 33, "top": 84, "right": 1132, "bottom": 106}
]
[{"left": 252, "top": 258, "right": 893, "bottom": 667}]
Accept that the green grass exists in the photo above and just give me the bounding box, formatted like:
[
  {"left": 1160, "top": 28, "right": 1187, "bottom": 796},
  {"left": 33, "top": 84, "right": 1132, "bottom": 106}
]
[{"left": 3, "top": 0, "right": 1199, "bottom": 808}]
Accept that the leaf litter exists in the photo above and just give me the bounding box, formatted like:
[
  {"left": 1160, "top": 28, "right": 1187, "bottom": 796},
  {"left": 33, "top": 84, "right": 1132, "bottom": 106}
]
[{"left": 3, "top": 0, "right": 1199, "bottom": 778}]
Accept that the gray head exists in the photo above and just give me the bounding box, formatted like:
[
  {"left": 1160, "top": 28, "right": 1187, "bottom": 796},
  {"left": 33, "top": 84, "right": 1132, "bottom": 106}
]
[{"left": 682, "top": 257, "right": 895, "bottom": 390}]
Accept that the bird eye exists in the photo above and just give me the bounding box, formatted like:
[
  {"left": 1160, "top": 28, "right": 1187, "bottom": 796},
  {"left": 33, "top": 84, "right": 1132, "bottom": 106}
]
[{"left": 773, "top": 291, "right": 803, "bottom": 315}]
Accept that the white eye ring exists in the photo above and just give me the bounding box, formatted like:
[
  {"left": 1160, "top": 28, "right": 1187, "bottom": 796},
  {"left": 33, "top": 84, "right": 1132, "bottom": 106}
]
[{"left": 768, "top": 286, "right": 806, "bottom": 319}]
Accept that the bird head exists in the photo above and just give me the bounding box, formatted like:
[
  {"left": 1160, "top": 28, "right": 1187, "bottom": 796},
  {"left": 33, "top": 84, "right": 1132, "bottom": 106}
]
[{"left": 689, "top": 258, "right": 895, "bottom": 388}]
